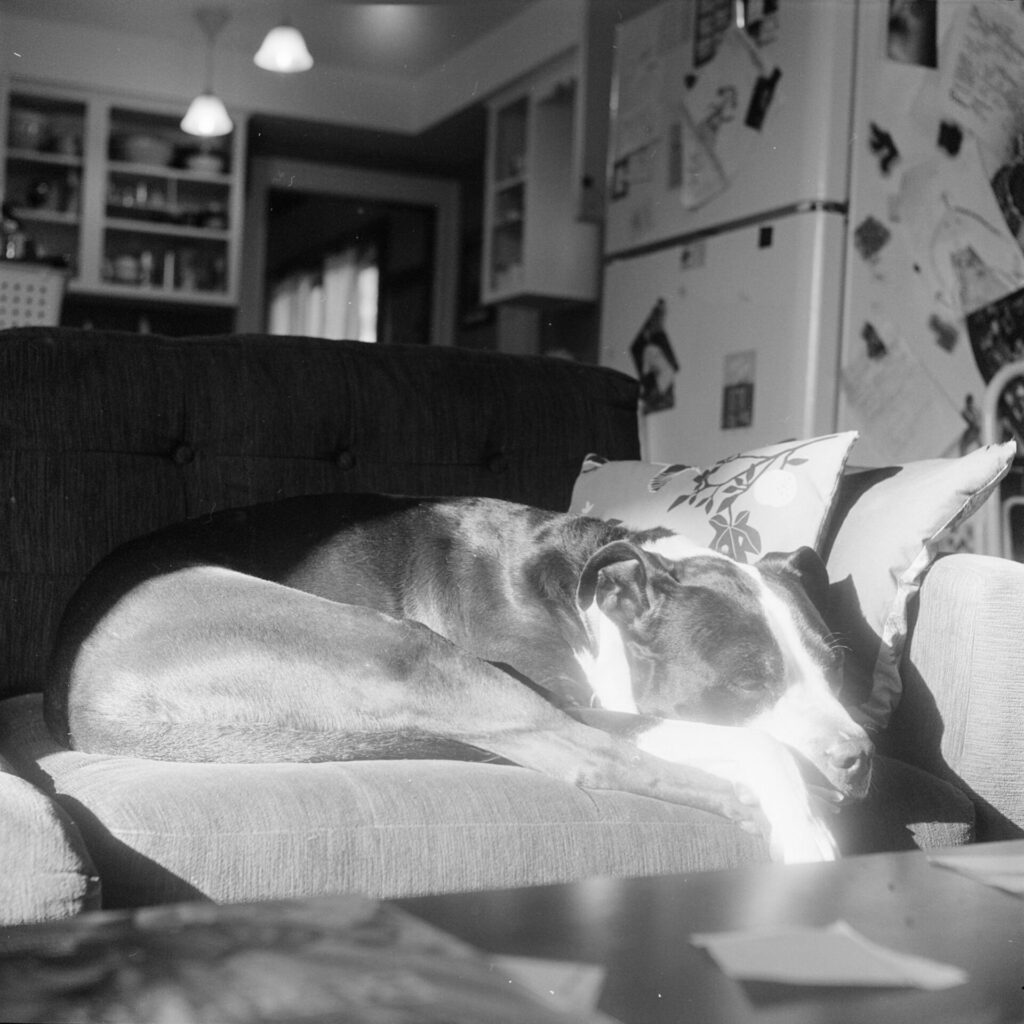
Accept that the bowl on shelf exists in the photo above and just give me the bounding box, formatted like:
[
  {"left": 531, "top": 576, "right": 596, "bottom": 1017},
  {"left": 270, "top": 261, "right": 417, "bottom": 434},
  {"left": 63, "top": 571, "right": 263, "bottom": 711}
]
[
  {"left": 9, "top": 109, "right": 49, "bottom": 151},
  {"left": 185, "top": 152, "right": 225, "bottom": 174},
  {"left": 113, "top": 134, "right": 174, "bottom": 167}
]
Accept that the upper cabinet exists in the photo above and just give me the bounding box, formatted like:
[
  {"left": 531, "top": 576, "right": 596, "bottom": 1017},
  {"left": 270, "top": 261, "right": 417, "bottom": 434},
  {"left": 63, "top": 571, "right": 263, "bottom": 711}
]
[
  {"left": 482, "top": 53, "right": 599, "bottom": 306},
  {"left": 3, "top": 91, "right": 86, "bottom": 275},
  {"left": 101, "top": 105, "right": 239, "bottom": 302},
  {"left": 2, "top": 84, "right": 246, "bottom": 311}
]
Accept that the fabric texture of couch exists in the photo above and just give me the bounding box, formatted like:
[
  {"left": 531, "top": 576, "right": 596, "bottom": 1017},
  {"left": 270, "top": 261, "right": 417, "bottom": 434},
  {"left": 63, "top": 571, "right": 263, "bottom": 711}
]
[{"left": 0, "top": 327, "right": 1020, "bottom": 923}]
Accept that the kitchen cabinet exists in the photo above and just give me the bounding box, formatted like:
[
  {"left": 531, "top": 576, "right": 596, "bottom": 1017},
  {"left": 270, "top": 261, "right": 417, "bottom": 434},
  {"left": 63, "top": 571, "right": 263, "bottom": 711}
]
[
  {"left": 2, "top": 91, "right": 85, "bottom": 275},
  {"left": 481, "top": 53, "right": 599, "bottom": 305},
  {"left": 1, "top": 84, "right": 246, "bottom": 314}
]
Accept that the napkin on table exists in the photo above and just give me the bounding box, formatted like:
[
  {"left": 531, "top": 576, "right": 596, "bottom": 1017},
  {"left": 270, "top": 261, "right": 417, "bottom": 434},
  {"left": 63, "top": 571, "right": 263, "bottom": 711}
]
[
  {"left": 928, "top": 848, "right": 1024, "bottom": 896},
  {"left": 691, "top": 920, "right": 967, "bottom": 989}
]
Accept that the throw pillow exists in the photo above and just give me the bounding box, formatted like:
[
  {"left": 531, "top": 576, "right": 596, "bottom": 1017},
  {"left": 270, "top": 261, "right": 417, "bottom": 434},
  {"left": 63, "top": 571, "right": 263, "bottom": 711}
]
[
  {"left": 821, "top": 440, "right": 1016, "bottom": 731},
  {"left": 568, "top": 432, "right": 859, "bottom": 563}
]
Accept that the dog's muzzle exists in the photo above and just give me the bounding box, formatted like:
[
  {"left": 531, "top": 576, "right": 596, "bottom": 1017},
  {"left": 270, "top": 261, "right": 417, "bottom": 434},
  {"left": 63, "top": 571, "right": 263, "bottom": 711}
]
[{"left": 823, "top": 732, "right": 874, "bottom": 800}]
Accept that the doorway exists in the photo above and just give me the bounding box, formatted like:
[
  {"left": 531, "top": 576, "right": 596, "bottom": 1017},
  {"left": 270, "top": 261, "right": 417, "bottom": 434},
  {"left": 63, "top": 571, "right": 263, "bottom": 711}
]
[
  {"left": 264, "top": 190, "right": 437, "bottom": 345},
  {"left": 239, "top": 157, "right": 459, "bottom": 345}
]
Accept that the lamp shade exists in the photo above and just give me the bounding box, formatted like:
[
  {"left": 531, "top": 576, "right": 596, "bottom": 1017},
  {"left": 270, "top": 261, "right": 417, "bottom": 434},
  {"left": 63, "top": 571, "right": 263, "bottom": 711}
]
[
  {"left": 254, "top": 24, "right": 314, "bottom": 72},
  {"left": 181, "top": 93, "right": 233, "bottom": 137}
]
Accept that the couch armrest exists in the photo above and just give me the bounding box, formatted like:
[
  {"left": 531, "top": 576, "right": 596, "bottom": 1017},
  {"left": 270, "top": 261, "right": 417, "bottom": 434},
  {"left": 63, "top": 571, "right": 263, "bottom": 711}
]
[{"left": 890, "top": 553, "right": 1024, "bottom": 839}]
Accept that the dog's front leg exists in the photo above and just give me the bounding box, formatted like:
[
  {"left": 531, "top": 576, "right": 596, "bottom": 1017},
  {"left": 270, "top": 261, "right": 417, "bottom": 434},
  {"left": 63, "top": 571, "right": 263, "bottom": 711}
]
[
  {"left": 407, "top": 629, "right": 766, "bottom": 836},
  {"left": 630, "top": 720, "right": 838, "bottom": 864}
]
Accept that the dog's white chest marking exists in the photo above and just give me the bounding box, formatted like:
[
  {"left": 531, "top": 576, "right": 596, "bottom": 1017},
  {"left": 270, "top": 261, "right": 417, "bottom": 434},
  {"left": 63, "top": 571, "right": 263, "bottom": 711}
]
[{"left": 574, "top": 607, "right": 637, "bottom": 714}]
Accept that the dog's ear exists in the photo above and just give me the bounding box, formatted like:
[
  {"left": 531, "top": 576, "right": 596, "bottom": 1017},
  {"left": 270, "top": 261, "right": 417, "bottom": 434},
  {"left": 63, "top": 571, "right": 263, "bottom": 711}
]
[
  {"left": 577, "top": 540, "right": 658, "bottom": 621},
  {"left": 757, "top": 546, "right": 830, "bottom": 615}
]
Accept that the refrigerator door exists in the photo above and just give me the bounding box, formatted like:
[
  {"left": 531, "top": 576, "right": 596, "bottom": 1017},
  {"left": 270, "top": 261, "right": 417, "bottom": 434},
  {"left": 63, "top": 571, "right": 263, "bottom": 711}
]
[
  {"left": 838, "top": 0, "right": 1024, "bottom": 464},
  {"left": 600, "top": 209, "right": 845, "bottom": 466},
  {"left": 605, "top": 0, "right": 856, "bottom": 258}
]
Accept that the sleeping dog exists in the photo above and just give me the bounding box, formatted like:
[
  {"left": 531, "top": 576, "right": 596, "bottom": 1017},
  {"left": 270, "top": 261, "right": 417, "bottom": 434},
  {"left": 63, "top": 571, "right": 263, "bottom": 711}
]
[{"left": 45, "top": 493, "right": 873, "bottom": 864}]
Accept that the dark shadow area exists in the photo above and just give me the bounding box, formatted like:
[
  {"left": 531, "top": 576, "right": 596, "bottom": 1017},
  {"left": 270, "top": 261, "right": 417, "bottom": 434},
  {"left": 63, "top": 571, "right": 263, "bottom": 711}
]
[{"left": 55, "top": 796, "right": 211, "bottom": 910}]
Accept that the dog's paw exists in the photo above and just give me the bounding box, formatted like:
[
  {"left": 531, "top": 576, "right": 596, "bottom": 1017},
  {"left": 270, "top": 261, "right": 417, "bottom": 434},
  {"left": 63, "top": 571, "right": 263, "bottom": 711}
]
[
  {"left": 728, "top": 737, "right": 839, "bottom": 864},
  {"left": 733, "top": 781, "right": 837, "bottom": 864},
  {"left": 633, "top": 719, "right": 840, "bottom": 863}
]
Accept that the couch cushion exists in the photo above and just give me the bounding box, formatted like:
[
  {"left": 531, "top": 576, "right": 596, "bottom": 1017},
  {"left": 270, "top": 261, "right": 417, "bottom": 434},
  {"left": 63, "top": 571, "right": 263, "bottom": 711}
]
[
  {"left": 0, "top": 696, "right": 975, "bottom": 907},
  {"left": 0, "top": 746, "right": 100, "bottom": 924},
  {"left": 568, "top": 433, "right": 857, "bottom": 563},
  {"left": 895, "top": 553, "right": 1024, "bottom": 840},
  {"left": 0, "top": 698, "right": 767, "bottom": 906}
]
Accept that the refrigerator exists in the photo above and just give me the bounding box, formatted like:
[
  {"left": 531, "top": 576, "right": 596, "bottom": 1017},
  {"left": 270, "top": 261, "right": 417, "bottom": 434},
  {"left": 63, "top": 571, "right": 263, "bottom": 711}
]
[{"left": 599, "top": 0, "right": 1024, "bottom": 470}]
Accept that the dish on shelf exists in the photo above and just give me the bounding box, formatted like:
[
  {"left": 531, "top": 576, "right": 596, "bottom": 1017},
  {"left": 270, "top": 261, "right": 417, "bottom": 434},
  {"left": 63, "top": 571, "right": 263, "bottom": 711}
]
[
  {"left": 9, "top": 109, "right": 49, "bottom": 151},
  {"left": 185, "top": 152, "right": 225, "bottom": 174},
  {"left": 112, "top": 134, "right": 174, "bottom": 167}
]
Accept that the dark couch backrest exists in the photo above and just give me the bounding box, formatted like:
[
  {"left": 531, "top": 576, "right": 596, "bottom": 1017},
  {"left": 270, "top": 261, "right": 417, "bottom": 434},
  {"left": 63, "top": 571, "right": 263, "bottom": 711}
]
[{"left": 0, "top": 328, "right": 640, "bottom": 697}]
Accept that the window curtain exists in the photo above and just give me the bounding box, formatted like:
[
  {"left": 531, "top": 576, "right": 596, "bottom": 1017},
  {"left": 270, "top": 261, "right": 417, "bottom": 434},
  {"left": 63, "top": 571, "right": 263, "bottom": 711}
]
[{"left": 269, "top": 245, "right": 378, "bottom": 342}]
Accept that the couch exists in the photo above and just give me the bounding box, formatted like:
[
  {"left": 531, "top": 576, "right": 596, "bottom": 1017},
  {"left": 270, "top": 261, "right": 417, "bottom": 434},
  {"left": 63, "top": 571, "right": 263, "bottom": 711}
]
[{"left": 0, "top": 326, "right": 1020, "bottom": 925}]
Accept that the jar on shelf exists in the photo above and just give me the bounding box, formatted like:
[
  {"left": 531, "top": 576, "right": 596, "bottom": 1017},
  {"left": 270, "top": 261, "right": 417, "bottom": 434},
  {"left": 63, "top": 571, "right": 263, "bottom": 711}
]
[
  {"left": 61, "top": 170, "right": 81, "bottom": 215},
  {"left": 1, "top": 204, "right": 29, "bottom": 260}
]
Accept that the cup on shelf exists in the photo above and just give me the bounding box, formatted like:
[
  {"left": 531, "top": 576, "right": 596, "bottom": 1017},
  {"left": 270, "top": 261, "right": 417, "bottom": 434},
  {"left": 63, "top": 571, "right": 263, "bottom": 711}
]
[{"left": 112, "top": 254, "right": 140, "bottom": 283}]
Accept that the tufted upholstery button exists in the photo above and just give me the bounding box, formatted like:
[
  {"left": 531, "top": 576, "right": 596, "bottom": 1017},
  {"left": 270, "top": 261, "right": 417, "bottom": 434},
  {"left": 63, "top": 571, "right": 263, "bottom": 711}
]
[
  {"left": 486, "top": 452, "right": 509, "bottom": 474},
  {"left": 171, "top": 443, "right": 195, "bottom": 466},
  {"left": 335, "top": 449, "right": 356, "bottom": 471}
]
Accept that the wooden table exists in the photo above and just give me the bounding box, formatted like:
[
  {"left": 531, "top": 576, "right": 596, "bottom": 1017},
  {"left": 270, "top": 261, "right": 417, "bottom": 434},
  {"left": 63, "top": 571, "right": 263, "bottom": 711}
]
[
  {"left": 0, "top": 843, "right": 1020, "bottom": 1022},
  {"left": 400, "top": 841, "right": 1024, "bottom": 1024}
]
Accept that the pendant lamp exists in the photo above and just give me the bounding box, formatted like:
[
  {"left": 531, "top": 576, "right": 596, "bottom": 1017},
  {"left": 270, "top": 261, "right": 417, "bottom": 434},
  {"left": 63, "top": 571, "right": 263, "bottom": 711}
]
[
  {"left": 181, "top": 7, "right": 234, "bottom": 137},
  {"left": 254, "top": 22, "right": 314, "bottom": 73}
]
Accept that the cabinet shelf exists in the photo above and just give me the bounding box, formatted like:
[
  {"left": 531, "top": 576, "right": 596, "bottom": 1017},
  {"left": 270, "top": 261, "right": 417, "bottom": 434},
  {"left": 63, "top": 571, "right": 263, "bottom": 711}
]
[
  {"left": 11, "top": 207, "right": 79, "bottom": 226},
  {"left": 106, "top": 158, "right": 231, "bottom": 185},
  {"left": 7, "top": 147, "right": 83, "bottom": 169},
  {"left": 71, "top": 280, "right": 234, "bottom": 306},
  {"left": 104, "top": 216, "right": 230, "bottom": 241}
]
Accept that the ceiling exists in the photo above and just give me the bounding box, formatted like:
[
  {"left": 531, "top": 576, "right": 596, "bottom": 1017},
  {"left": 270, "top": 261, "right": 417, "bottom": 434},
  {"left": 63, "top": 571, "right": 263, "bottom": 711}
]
[
  {"left": 3, "top": 1, "right": 535, "bottom": 80},
  {"left": 6, "top": 1, "right": 539, "bottom": 175}
]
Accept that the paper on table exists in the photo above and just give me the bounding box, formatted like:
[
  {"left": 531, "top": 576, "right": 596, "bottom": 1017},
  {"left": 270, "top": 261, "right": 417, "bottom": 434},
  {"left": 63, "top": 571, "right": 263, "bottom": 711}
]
[
  {"left": 491, "top": 957, "right": 616, "bottom": 1022},
  {"left": 691, "top": 920, "right": 968, "bottom": 990},
  {"left": 929, "top": 848, "right": 1024, "bottom": 896}
]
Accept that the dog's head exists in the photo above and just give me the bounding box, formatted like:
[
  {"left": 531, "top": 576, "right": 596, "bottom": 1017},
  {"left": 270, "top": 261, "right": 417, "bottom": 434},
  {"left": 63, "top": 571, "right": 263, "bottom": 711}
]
[{"left": 576, "top": 536, "right": 872, "bottom": 801}]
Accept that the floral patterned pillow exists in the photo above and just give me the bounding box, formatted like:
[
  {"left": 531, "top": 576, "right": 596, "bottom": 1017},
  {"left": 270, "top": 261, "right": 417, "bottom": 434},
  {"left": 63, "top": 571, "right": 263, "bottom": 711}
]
[{"left": 568, "top": 432, "right": 859, "bottom": 563}]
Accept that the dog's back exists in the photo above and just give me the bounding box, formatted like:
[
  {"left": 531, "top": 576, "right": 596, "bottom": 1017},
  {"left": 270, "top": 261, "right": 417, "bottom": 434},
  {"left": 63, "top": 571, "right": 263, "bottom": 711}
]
[{"left": 46, "top": 494, "right": 627, "bottom": 738}]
